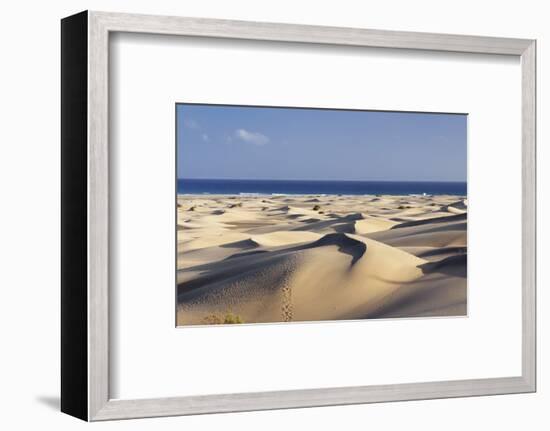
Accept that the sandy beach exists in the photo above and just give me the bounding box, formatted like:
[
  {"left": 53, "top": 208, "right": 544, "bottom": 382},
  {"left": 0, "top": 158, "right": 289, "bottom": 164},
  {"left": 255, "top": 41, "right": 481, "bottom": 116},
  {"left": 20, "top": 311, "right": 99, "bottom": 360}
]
[{"left": 176, "top": 193, "right": 467, "bottom": 325}]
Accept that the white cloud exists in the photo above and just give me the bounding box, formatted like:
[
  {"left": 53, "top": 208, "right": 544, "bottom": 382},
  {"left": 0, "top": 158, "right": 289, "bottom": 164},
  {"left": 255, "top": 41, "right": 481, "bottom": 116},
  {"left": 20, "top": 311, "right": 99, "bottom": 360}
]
[
  {"left": 183, "top": 118, "right": 199, "bottom": 129},
  {"left": 234, "top": 128, "right": 270, "bottom": 146}
]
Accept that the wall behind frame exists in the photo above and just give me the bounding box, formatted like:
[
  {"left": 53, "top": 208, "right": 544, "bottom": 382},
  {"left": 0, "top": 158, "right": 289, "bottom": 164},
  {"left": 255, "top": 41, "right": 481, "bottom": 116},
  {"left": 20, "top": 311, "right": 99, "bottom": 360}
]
[{"left": 0, "top": 1, "right": 545, "bottom": 430}]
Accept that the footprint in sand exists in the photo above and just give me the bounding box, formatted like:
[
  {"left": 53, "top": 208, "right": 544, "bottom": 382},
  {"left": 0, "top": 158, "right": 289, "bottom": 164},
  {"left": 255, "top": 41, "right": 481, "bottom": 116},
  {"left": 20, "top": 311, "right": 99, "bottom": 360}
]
[{"left": 281, "top": 284, "right": 293, "bottom": 322}]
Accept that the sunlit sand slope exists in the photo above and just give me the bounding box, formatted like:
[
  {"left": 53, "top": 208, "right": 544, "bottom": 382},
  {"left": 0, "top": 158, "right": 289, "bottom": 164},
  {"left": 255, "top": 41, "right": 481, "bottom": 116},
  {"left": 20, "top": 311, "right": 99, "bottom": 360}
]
[{"left": 176, "top": 194, "right": 467, "bottom": 325}]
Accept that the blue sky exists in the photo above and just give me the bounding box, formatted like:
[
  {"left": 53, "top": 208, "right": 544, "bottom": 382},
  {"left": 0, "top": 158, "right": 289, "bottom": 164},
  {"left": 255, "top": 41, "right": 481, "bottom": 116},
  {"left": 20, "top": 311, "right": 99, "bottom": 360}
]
[{"left": 177, "top": 104, "right": 466, "bottom": 182}]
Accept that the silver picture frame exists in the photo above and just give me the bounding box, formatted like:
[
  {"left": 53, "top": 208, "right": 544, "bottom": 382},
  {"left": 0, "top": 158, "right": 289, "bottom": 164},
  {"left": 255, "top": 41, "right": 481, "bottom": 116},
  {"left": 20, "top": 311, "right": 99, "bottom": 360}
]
[{"left": 61, "top": 10, "right": 536, "bottom": 421}]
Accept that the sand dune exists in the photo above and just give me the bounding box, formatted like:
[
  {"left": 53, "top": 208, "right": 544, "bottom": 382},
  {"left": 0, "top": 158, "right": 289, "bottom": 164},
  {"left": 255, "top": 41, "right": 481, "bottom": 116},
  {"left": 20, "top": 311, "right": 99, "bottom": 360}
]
[
  {"left": 251, "top": 231, "right": 322, "bottom": 247},
  {"left": 177, "top": 194, "right": 467, "bottom": 325}
]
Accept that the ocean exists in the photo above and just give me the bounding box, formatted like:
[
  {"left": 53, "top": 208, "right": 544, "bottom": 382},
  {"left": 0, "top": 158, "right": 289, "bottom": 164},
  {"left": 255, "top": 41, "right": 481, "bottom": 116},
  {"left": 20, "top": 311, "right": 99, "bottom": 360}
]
[{"left": 177, "top": 178, "right": 466, "bottom": 196}]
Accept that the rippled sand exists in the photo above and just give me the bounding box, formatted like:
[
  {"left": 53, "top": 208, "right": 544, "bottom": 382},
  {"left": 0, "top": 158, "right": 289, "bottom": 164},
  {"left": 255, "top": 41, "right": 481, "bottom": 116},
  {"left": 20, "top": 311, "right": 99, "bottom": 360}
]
[{"left": 176, "top": 194, "right": 467, "bottom": 325}]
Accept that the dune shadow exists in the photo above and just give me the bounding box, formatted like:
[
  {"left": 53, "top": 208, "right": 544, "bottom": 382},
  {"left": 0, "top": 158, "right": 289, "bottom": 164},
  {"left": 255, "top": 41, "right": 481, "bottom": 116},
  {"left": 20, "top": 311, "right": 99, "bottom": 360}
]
[
  {"left": 302, "top": 233, "right": 366, "bottom": 266},
  {"left": 391, "top": 213, "right": 466, "bottom": 229},
  {"left": 178, "top": 232, "right": 367, "bottom": 297},
  {"left": 286, "top": 214, "right": 305, "bottom": 220},
  {"left": 219, "top": 238, "right": 259, "bottom": 249},
  {"left": 224, "top": 250, "right": 269, "bottom": 260},
  {"left": 418, "top": 254, "right": 467, "bottom": 277},
  {"left": 416, "top": 246, "right": 467, "bottom": 259},
  {"left": 364, "top": 277, "right": 466, "bottom": 319}
]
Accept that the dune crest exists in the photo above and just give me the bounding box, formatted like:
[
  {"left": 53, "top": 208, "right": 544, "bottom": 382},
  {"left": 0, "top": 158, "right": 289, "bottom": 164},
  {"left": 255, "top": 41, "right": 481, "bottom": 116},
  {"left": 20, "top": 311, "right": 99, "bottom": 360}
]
[{"left": 177, "top": 194, "right": 467, "bottom": 325}]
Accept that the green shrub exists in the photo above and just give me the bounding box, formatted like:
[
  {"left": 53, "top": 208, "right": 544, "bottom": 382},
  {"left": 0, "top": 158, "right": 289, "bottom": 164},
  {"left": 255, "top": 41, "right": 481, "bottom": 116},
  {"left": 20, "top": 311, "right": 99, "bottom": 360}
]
[
  {"left": 223, "top": 313, "right": 244, "bottom": 324},
  {"left": 313, "top": 205, "right": 321, "bottom": 211},
  {"left": 202, "top": 312, "right": 244, "bottom": 325},
  {"left": 202, "top": 314, "right": 223, "bottom": 324}
]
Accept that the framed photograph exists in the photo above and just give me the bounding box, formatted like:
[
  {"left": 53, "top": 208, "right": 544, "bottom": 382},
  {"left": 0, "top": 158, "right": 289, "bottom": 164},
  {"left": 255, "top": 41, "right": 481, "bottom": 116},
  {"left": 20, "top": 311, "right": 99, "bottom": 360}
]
[
  {"left": 175, "top": 103, "right": 468, "bottom": 326},
  {"left": 61, "top": 11, "right": 536, "bottom": 421}
]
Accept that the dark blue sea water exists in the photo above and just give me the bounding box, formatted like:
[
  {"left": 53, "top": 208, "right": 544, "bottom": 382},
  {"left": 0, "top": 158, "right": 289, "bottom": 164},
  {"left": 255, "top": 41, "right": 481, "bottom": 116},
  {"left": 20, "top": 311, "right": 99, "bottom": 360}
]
[{"left": 177, "top": 179, "right": 466, "bottom": 196}]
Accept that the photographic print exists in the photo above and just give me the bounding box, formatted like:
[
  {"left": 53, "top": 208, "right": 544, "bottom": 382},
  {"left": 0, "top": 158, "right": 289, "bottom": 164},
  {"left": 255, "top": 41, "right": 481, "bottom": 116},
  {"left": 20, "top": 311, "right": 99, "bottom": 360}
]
[{"left": 176, "top": 104, "right": 467, "bottom": 326}]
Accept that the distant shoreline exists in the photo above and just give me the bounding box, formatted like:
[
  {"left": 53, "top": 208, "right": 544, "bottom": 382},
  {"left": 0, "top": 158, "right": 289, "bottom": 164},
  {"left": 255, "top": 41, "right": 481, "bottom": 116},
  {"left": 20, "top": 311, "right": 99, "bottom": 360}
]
[
  {"left": 177, "top": 178, "right": 467, "bottom": 183},
  {"left": 177, "top": 178, "right": 467, "bottom": 197},
  {"left": 177, "top": 193, "right": 467, "bottom": 198}
]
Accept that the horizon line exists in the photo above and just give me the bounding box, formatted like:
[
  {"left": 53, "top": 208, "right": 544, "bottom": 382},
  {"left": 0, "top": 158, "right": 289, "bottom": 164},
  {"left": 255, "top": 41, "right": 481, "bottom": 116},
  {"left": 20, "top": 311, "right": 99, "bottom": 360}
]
[{"left": 177, "top": 177, "right": 466, "bottom": 183}]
